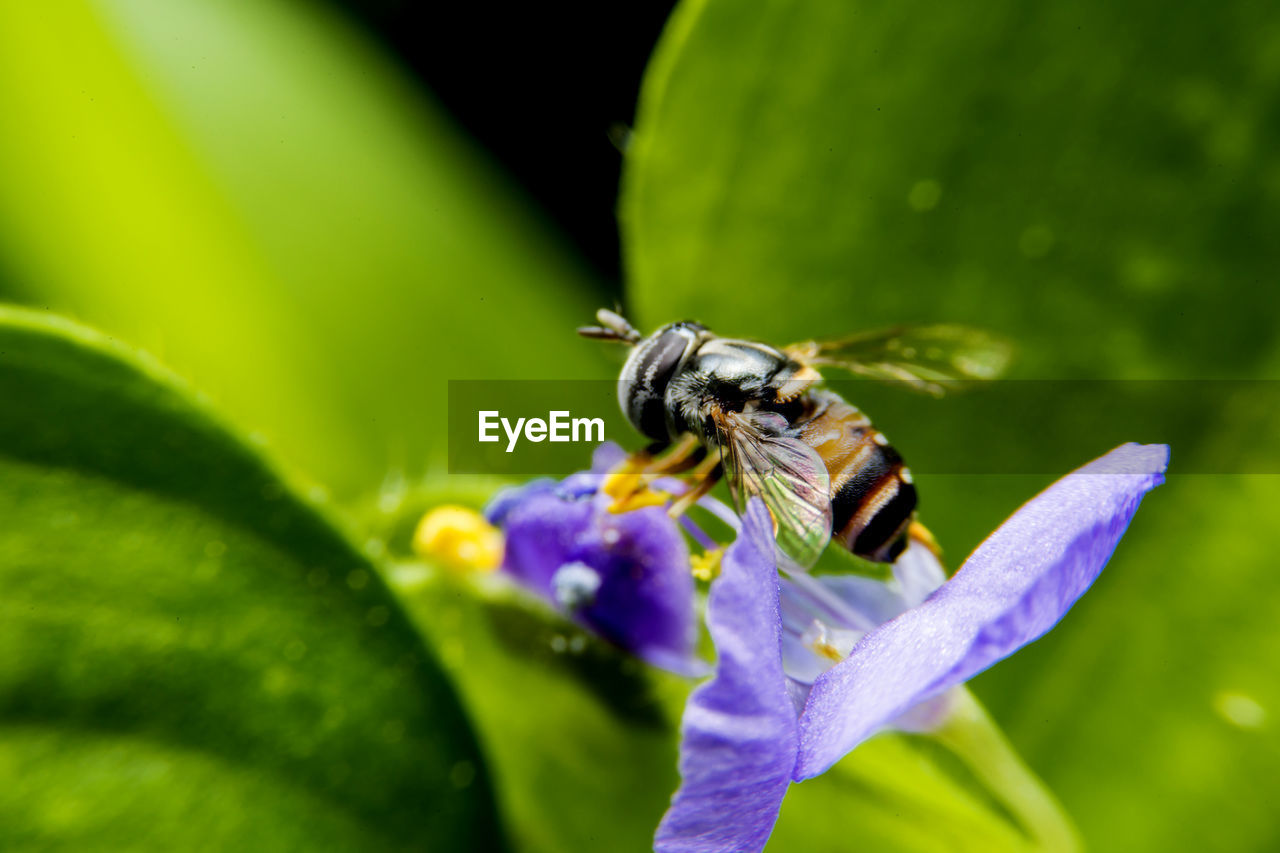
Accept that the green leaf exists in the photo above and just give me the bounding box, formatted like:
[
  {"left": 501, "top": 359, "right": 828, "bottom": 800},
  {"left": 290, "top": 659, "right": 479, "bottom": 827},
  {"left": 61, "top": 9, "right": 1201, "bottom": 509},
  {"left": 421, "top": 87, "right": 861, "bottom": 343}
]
[
  {"left": 394, "top": 571, "right": 682, "bottom": 853},
  {"left": 622, "top": 0, "right": 1280, "bottom": 379},
  {"left": 0, "top": 308, "right": 502, "bottom": 850},
  {"left": 622, "top": 3, "right": 1280, "bottom": 849},
  {"left": 776, "top": 734, "right": 1034, "bottom": 853},
  {"left": 0, "top": 0, "right": 607, "bottom": 499}
]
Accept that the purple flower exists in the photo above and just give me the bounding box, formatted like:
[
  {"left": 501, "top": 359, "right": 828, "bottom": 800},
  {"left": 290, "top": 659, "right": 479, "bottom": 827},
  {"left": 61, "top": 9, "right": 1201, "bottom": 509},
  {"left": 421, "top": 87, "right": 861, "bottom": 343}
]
[
  {"left": 656, "top": 442, "right": 1169, "bottom": 852},
  {"left": 485, "top": 443, "right": 704, "bottom": 676}
]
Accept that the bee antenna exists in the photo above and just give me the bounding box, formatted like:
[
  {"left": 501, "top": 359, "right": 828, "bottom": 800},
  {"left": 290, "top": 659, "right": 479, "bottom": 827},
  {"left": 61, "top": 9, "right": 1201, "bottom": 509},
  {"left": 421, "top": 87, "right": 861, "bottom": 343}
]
[{"left": 579, "top": 307, "right": 640, "bottom": 344}]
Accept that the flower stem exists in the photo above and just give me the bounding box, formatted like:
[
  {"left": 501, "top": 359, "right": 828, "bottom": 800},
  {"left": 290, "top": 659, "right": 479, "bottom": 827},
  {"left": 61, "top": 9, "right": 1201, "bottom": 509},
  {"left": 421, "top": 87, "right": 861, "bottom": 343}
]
[{"left": 931, "top": 688, "right": 1082, "bottom": 853}]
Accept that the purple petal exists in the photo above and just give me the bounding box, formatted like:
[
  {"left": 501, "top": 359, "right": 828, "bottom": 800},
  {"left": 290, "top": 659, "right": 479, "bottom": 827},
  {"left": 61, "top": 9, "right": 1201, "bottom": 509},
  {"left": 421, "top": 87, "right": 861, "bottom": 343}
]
[
  {"left": 591, "top": 440, "right": 629, "bottom": 472},
  {"left": 484, "top": 478, "right": 560, "bottom": 526},
  {"left": 656, "top": 500, "right": 797, "bottom": 853},
  {"left": 574, "top": 506, "right": 700, "bottom": 674},
  {"left": 795, "top": 443, "right": 1169, "bottom": 780},
  {"left": 499, "top": 488, "right": 701, "bottom": 674},
  {"left": 499, "top": 490, "right": 596, "bottom": 592}
]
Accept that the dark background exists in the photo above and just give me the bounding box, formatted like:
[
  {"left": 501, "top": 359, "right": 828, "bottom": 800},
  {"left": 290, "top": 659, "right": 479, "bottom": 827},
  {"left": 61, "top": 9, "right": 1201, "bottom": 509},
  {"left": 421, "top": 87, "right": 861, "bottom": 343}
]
[{"left": 335, "top": 2, "right": 678, "bottom": 286}]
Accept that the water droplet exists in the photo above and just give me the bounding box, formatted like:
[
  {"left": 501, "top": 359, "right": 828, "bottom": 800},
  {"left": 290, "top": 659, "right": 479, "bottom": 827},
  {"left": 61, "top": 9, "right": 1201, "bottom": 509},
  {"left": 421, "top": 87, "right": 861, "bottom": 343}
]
[
  {"left": 450, "top": 760, "right": 476, "bottom": 789},
  {"left": 1019, "top": 225, "right": 1055, "bottom": 259},
  {"left": 263, "top": 667, "right": 294, "bottom": 696},
  {"left": 193, "top": 560, "right": 220, "bottom": 582},
  {"left": 1213, "top": 690, "right": 1266, "bottom": 730},
  {"left": 441, "top": 638, "right": 465, "bottom": 669},
  {"left": 907, "top": 179, "right": 942, "bottom": 212},
  {"left": 389, "top": 563, "right": 430, "bottom": 590},
  {"left": 327, "top": 762, "right": 351, "bottom": 786},
  {"left": 381, "top": 720, "right": 406, "bottom": 743},
  {"left": 377, "top": 470, "right": 407, "bottom": 514},
  {"left": 553, "top": 562, "right": 602, "bottom": 610},
  {"left": 1121, "top": 251, "right": 1175, "bottom": 293}
]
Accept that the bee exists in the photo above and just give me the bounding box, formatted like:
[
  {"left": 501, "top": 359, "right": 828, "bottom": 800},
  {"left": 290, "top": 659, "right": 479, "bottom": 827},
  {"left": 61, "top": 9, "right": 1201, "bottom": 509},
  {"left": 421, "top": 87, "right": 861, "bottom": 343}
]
[{"left": 578, "top": 309, "right": 1010, "bottom": 568}]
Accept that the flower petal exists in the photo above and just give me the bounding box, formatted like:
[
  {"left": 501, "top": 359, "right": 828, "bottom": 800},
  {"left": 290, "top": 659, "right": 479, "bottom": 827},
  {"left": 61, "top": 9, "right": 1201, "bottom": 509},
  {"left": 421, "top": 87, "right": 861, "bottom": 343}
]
[
  {"left": 484, "top": 477, "right": 560, "bottom": 527},
  {"left": 499, "top": 489, "right": 596, "bottom": 592},
  {"left": 497, "top": 486, "right": 701, "bottom": 674},
  {"left": 795, "top": 443, "right": 1169, "bottom": 779},
  {"left": 590, "top": 440, "right": 629, "bottom": 472},
  {"left": 656, "top": 500, "right": 798, "bottom": 853},
  {"left": 575, "top": 505, "right": 701, "bottom": 674}
]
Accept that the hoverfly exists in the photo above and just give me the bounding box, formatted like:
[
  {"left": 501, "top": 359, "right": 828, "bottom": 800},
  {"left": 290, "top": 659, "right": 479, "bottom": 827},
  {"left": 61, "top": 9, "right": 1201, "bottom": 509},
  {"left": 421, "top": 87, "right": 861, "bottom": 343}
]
[{"left": 579, "top": 309, "right": 1011, "bottom": 568}]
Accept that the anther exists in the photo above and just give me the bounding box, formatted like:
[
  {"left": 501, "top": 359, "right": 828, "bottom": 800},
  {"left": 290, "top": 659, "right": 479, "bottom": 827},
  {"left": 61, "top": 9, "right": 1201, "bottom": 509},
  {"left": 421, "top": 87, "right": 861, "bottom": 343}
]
[{"left": 413, "top": 505, "right": 503, "bottom": 572}]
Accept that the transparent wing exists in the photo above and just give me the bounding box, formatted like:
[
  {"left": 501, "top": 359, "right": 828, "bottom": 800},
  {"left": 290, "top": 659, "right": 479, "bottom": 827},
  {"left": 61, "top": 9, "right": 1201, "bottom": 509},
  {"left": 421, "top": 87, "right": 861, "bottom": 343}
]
[
  {"left": 714, "top": 408, "right": 832, "bottom": 569},
  {"left": 785, "top": 324, "right": 1013, "bottom": 396}
]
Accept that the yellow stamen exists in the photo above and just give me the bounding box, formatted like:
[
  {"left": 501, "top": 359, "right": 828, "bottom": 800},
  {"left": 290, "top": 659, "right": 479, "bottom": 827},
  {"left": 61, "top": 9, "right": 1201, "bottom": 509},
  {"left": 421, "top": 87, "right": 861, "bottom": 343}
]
[
  {"left": 601, "top": 462, "right": 646, "bottom": 502},
  {"left": 812, "top": 640, "right": 845, "bottom": 662},
  {"left": 413, "top": 505, "right": 503, "bottom": 573},
  {"left": 802, "top": 620, "right": 853, "bottom": 663},
  {"left": 691, "top": 548, "right": 723, "bottom": 582}
]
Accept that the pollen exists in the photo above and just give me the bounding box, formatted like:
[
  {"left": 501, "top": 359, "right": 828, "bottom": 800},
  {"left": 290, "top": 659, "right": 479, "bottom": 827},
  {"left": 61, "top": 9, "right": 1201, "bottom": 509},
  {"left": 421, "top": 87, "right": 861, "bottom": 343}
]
[
  {"left": 691, "top": 548, "right": 723, "bottom": 582},
  {"left": 413, "top": 505, "right": 503, "bottom": 573},
  {"left": 812, "top": 640, "right": 846, "bottom": 663},
  {"left": 801, "top": 619, "right": 858, "bottom": 665}
]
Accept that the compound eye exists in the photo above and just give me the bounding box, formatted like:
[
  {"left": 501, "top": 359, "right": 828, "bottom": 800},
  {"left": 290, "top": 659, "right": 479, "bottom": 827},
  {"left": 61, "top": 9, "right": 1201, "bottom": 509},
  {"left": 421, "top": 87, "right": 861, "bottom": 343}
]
[{"left": 618, "top": 328, "right": 696, "bottom": 441}]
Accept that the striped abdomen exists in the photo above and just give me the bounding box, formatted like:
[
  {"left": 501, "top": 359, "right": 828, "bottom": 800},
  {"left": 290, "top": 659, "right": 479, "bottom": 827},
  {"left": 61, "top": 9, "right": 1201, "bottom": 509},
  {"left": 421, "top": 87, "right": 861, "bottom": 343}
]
[{"left": 793, "top": 391, "right": 917, "bottom": 563}]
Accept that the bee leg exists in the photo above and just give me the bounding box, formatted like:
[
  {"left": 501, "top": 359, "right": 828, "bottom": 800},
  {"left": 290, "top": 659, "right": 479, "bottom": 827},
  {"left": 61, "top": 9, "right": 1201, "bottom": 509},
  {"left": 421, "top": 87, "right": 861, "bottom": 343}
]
[
  {"left": 666, "top": 448, "right": 724, "bottom": 519},
  {"left": 644, "top": 433, "right": 704, "bottom": 475},
  {"left": 601, "top": 453, "right": 651, "bottom": 506},
  {"left": 603, "top": 434, "right": 702, "bottom": 512},
  {"left": 603, "top": 434, "right": 699, "bottom": 492},
  {"left": 908, "top": 519, "right": 943, "bottom": 560}
]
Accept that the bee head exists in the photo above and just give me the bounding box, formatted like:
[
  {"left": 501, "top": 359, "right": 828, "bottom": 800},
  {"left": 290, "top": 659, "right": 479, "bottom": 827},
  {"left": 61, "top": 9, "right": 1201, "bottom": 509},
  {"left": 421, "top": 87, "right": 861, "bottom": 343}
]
[{"left": 618, "top": 321, "right": 708, "bottom": 441}]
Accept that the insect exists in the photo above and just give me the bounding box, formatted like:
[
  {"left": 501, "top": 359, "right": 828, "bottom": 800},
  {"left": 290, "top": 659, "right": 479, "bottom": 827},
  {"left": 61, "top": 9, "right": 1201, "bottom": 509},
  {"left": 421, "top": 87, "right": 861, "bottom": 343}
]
[{"left": 578, "top": 308, "right": 1010, "bottom": 568}]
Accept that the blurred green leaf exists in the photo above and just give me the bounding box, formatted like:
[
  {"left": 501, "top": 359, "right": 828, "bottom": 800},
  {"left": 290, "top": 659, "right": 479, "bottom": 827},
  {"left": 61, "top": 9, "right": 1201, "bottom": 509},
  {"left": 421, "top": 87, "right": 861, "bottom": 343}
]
[
  {"left": 623, "top": 1, "right": 1279, "bottom": 849},
  {"left": 777, "top": 732, "right": 1033, "bottom": 853},
  {"left": 622, "top": 0, "right": 1280, "bottom": 378},
  {"left": 0, "top": 308, "right": 501, "bottom": 850},
  {"left": 395, "top": 571, "right": 681, "bottom": 853},
  {"left": 0, "top": 0, "right": 606, "bottom": 499}
]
